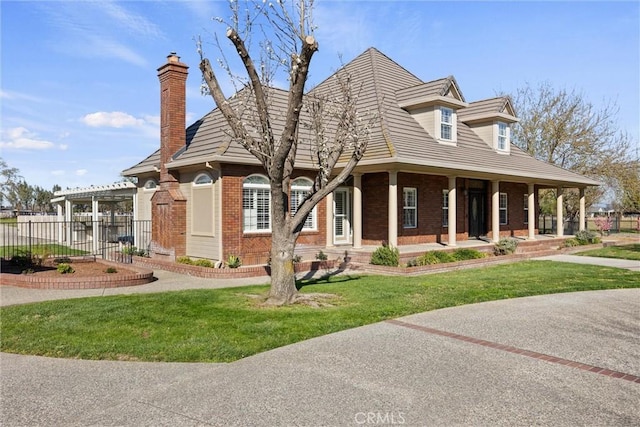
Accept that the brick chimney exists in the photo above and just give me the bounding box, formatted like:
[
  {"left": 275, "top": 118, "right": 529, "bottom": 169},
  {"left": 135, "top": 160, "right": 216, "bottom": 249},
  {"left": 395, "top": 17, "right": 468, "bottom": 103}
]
[
  {"left": 150, "top": 52, "right": 188, "bottom": 260},
  {"left": 157, "top": 52, "right": 188, "bottom": 184}
]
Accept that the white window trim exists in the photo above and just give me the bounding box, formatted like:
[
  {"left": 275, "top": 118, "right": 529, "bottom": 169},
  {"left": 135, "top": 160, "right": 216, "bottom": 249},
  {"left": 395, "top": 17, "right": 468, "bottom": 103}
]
[
  {"left": 495, "top": 121, "right": 510, "bottom": 153},
  {"left": 523, "top": 194, "right": 529, "bottom": 225},
  {"left": 499, "top": 192, "right": 508, "bottom": 225},
  {"left": 243, "top": 174, "right": 271, "bottom": 233},
  {"left": 442, "top": 189, "right": 449, "bottom": 227},
  {"left": 291, "top": 177, "right": 317, "bottom": 231},
  {"left": 403, "top": 187, "right": 417, "bottom": 229},
  {"left": 438, "top": 106, "right": 457, "bottom": 145}
]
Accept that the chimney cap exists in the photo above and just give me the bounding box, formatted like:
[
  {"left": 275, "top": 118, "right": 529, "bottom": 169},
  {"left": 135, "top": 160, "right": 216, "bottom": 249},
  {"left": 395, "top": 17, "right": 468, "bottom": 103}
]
[{"left": 168, "top": 52, "right": 180, "bottom": 62}]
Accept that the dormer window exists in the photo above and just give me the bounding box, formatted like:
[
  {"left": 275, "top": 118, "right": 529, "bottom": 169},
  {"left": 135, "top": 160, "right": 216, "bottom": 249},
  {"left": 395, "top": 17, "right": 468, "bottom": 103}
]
[
  {"left": 497, "top": 122, "right": 508, "bottom": 151},
  {"left": 440, "top": 107, "right": 453, "bottom": 141}
]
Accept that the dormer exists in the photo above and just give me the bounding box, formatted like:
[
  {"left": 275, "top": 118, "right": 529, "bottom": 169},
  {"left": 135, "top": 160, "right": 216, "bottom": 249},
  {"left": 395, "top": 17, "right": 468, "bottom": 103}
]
[
  {"left": 458, "top": 97, "right": 519, "bottom": 154},
  {"left": 396, "top": 76, "right": 469, "bottom": 145}
]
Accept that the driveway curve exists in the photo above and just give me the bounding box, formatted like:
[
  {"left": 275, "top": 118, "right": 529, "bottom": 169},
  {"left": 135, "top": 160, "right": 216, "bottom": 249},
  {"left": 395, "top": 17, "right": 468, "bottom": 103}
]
[{"left": 2, "top": 288, "right": 639, "bottom": 426}]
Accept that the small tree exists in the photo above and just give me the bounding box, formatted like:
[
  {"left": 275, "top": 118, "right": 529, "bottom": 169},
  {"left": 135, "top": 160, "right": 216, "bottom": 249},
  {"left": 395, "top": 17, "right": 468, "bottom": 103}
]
[{"left": 198, "top": 0, "right": 373, "bottom": 305}]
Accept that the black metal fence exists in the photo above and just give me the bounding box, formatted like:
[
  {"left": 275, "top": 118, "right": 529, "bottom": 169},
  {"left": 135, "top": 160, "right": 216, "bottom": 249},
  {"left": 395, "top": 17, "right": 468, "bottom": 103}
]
[
  {"left": 538, "top": 215, "right": 639, "bottom": 235},
  {"left": 0, "top": 218, "right": 152, "bottom": 264}
]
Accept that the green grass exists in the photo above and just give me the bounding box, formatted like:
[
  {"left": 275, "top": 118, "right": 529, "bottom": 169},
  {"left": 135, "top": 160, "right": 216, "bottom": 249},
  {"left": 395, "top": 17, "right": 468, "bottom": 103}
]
[
  {"left": 0, "top": 217, "right": 17, "bottom": 225},
  {"left": 1, "top": 261, "right": 638, "bottom": 363},
  {"left": 0, "top": 244, "right": 88, "bottom": 258},
  {"left": 576, "top": 244, "right": 640, "bottom": 261}
]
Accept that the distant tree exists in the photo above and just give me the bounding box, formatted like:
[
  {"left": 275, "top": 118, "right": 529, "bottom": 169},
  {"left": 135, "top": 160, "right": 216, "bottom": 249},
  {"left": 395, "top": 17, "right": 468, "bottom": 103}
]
[
  {"left": 510, "top": 82, "right": 634, "bottom": 219},
  {"left": 610, "top": 159, "right": 640, "bottom": 214},
  {"left": 14, "top": 181, "right": 34, "bottom": 212},
  {"left": 198, "top": 0, "right": 374, "bottom": 305},
  {"left": 0, "top": 158, "right": 22, "bottom": 208},
  {"left": 32, "top": 185, "right": 54, "bottom": 213}
]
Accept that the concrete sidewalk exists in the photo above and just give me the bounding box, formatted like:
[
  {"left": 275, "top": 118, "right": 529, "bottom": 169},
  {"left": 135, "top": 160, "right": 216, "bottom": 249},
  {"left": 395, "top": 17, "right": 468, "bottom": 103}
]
[
  {"left": 2, "top": 289, "right": 639, "bottom": 426},
  {"left": 535, "top": 254, "right": 640, "bottom": 271}
]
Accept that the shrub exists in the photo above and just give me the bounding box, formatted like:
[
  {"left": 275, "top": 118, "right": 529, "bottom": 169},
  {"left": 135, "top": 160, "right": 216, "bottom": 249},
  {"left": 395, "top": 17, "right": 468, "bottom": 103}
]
[
  {"left": 226, "top": 254, "right": 242, "bottom": 269},
  {"left": 31, "top": 247, "right": 51, "bottom": 267},
  {"left": 416, "top": 252, "right": 440, "bottom": 265},
  {"left": 370, "top": 243, "right": 400, "bottom": 267},
  {"left": 57, "top": 263, "right": 75, "bottom": 274},
  {"left": 10, "top": 251, "right": 33, "bottom": 268},
  {"left": 494, "top": 238, "right": 519, "bottom": 256},
  {"left": 451, "top": 248, "right": 487, "bottom": 261},
  {"left": 105, "top": 267, "right": 118, "bottom": 274},
  {"left": 561, "top": 238, "right": 580, "bottom": 248},
  {"left": 53, "top": 257, "right": 71, "bottom": 264},
  {"left": 194, "top": 259, "right": 214, "bottom": 268},
  {"left": 315, "top": 250, "right": 328, "bottom": 261},
  {"left": 176, "top": 256, "right": 193, "bottom": 265},
  {"left": 575, "top": 230, "right": 600, "bottom": 245}
]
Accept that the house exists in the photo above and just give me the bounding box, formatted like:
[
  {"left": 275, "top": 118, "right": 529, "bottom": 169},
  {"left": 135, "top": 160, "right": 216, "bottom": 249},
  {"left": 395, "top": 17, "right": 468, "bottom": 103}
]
[{"left": 123, "top": 48, "right": 599, "bottom": 265}]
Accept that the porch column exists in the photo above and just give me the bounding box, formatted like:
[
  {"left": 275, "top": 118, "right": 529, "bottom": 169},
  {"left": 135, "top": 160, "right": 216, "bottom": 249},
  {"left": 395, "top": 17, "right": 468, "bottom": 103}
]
[
  {"left": 447, "top": 176, "right": 457, "bottom": 246},
  {"left": 491, "top": 180, "right": 500, "bottom": 242},
  {"left": 388, "top": 171, "right": 398, "bottom": 247},
  {"left": 57, "top": 203, "right": 64, "bottom": 243},
  {"left": 556, "top": 187, "right": 564, "bottom": 237},
  {"left": 579, "top": 188, "right": 586, "bottom": 231},
  {"left": 64, "top": 199, "right": 72, "bottom": 245},
  {"left": 325, "top": 191, "right": 334, "bottom": 247},
  {"left": 527, "top": 183, "right": 536, "bottom": 240},
  {"left": 132, "top": 193, "right": 139, "bottom": 247},
  {"left": 352, "top": 173, "right": 363, "bottom": 249},
  {"left": 91, "top": 196, "right": 99, "bottom": 254}
]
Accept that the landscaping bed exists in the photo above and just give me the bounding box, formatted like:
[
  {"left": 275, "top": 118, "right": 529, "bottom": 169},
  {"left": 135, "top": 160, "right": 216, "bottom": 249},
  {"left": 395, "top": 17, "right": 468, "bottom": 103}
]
[{"left": 0, "top": 258, "right": 154, "bottom": 289}]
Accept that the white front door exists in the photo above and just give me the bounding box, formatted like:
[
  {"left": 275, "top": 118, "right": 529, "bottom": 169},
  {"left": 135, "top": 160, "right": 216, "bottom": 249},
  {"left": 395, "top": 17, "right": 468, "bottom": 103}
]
[{"left": 333, "top": 188, "right": 351, "bottom": 244}]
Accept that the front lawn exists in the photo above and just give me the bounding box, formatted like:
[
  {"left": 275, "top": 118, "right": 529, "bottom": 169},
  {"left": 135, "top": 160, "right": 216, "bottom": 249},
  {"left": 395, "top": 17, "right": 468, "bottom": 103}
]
[
  {"left": 1, "top": 261, "right": 638, "bottom": 363},
  {"left": 576, "top": 244, "right": 640, "bottom": 261},
  {"left": 0, "top": 244, "right": 88, "bottom": 259}
]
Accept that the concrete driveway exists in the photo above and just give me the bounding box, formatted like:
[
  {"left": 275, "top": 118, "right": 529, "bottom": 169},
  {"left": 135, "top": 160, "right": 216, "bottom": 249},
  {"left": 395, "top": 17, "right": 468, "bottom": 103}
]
[{"left": 2, "top": 288, "right": 639, "bottom": 426}]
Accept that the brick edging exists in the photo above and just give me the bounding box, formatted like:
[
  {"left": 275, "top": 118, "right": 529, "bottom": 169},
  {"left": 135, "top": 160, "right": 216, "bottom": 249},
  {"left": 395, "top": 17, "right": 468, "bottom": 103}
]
[{"left": 0, "top": 260, "right": 154, "bottom": 289}]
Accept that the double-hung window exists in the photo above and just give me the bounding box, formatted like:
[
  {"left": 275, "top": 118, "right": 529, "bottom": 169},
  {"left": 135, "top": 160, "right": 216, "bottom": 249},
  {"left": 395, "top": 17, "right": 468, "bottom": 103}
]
[
  {"left": 442, "top": 190, "right": 449, "bottom": 227},
  {"left": 403, "top": 187, "right": 417, "bottom": 228},
  {"left": 497, "top": 122, "right": 508, "bottom": 151},
  {"left": 523, "top": 194, "right": 529, "bottom": 225},
  {"left": 499, "top": 193, "right": 508, "bottom": 225},
  {"left": 290, "top": 177, "right": 316, "bottom": 231},
  {"left": 440, "top": 107, "right": 453, "bottom": 141},
  {"left": 243, "top": 175, "right": 271, "bottom": 232}
]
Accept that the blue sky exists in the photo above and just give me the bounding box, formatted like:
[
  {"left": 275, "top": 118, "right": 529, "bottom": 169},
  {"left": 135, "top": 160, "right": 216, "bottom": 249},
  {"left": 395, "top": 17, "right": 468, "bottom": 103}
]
[{"left": 1, "top": 0, "right": 638, "bottom": 191}]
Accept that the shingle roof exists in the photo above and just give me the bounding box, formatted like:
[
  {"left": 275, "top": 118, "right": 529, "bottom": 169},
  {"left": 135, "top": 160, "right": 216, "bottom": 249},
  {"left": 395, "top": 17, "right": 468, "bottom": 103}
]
[{"left": 123, "top": 47, "right": 599, "bottom": 187}]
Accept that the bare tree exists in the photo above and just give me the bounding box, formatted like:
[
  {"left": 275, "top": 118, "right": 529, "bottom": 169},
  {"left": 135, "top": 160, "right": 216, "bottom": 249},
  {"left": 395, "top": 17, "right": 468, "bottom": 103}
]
[
  {"left": 0, "top": 158, "right": 22, "bottom": 208},
  {"left": 510, "top": 82, "right": 634, "bottom": 217},
  {"left": 198, "top": 0, "right": 373, "bottom": 305}
]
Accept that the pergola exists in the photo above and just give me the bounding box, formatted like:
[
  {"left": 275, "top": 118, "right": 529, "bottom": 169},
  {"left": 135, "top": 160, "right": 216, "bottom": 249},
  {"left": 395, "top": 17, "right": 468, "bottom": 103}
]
[{"left": 51, "top": 182, "right": 137, "bottom": 253}]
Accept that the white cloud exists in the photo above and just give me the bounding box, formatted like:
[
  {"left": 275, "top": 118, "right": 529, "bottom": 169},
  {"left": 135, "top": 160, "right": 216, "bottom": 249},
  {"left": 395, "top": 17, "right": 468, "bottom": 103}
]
[
  {"left": 94, "top": 1, "right": 163, "bottom": 39},
  {"left": 75, "top": 169, "right": 88, "bottom": 176},
  {"left": 51, "top": 170, "right": 65, "bottom": 176},
  {"left": 0, "top": 127, "right": 67, "bottom": 151},
  {"left": 81, "top": 111, "right": 145, "bottom": 128}
]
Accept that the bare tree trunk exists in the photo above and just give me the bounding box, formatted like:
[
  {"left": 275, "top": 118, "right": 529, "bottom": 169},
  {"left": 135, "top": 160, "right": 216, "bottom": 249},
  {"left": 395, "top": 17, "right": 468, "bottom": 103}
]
[{"left": 267, "top": 229, "right": 298, "bottom": 305}]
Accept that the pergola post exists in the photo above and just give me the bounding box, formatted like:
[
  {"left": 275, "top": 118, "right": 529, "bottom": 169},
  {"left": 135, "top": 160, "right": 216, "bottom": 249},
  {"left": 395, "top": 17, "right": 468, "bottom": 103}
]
[
  {"left": 65, "top": 199, "right": 72, "bottom": 245},
  {"left": 57, "top": 203, "right": 64, "bottom": 243},
  {"left": 91, "top": 196, "right": 99, "bottom": 254}
]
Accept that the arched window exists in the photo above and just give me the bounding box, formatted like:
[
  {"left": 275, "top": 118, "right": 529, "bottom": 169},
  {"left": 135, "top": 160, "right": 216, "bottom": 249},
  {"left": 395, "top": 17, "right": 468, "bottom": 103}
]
[
  {"left": 192, "top": 173, "right": 214, "bottom": 236},
  {"left": 193, "top": 173, "right": 213, "bottom": 185},
  {"left": 143, "top": 179, "right": 158, "bottom": 191},
  {"left": 291, "top": 177, "right": 316, "bottom": 230},
  {"left": 243, "top": 175, "right": 270, "bottom": 232}
]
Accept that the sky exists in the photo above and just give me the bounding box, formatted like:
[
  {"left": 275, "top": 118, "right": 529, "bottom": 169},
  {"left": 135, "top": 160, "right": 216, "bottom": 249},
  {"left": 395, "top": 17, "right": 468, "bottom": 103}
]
[{"left": 1, "top": 0, "right": 639, "bottom": 193}]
